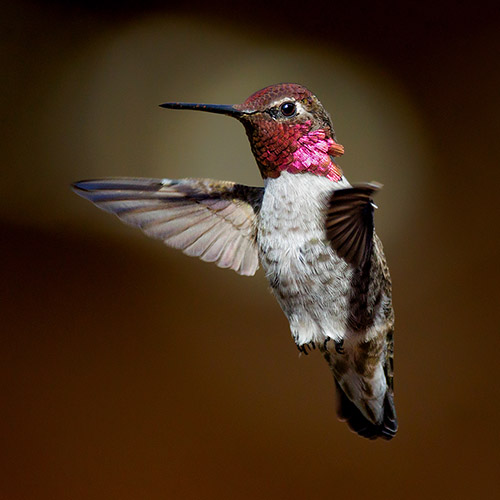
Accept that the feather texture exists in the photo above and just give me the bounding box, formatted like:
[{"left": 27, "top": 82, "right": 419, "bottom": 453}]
[
  {"left": 325, "top": 183, "right": 381, "bottom": 267},
  {"left": 73, "top": 177, "right": 263, "bottom": 276}
]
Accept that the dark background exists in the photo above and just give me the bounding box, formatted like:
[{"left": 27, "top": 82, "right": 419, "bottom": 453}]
[{"left": 2, "top": 1, "right": 500, "bottom": 499}]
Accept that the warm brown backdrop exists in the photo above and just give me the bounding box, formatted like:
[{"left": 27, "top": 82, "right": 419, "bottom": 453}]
[{"left": 2, "top": 1, "right": 500, "bottom": 499}]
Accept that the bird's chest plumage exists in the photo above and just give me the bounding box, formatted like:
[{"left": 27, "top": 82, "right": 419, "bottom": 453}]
[{"left": 257, "top": 172, "right": 353, "bottom": 344}]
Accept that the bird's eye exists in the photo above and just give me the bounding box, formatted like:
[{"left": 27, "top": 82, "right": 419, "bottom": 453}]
[{"left": 280, "top": 102, "right": 296, "bottom": 117}]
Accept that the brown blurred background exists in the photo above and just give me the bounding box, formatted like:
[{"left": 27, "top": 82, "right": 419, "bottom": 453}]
[{"left": 1, "top": 1, "right": 500, "bottom": 498}]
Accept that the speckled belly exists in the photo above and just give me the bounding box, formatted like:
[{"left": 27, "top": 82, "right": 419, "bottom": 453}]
[{"left": 257, "top": 172, "right": 353, "bottom": 345}]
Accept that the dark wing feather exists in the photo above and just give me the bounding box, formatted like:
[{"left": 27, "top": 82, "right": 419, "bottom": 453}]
[
  {"left": 325, "top": 183, "right": 382, "bottom": 268},
  {"left": 73, "top": 177, "right": 263, "bottom": 276}
]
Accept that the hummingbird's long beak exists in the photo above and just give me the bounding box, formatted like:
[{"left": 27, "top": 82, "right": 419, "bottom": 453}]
[{"left": 159, "top": 102, "right": 244, "bottom": 119}]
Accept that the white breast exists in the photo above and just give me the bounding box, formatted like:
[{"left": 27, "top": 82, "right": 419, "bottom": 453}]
[{"left": 257, "top": 172, "right": 353, "bottom": 345}]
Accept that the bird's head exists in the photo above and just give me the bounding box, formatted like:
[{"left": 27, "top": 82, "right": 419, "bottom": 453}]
[{"left": 160, "top": 83, "right": 344, "bottom": 181}]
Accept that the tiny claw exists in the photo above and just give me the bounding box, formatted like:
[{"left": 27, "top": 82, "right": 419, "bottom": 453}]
[
  {"left": 334, "top": 339, "right": 345, "bottom": 355},
  {"left": 297, "top": 344, "right": 308, "bottom": 355}
]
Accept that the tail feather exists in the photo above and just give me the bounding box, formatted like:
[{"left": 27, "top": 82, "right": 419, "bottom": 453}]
[{"left": 335, "top": 380, "right": 398, "bottom": 440}]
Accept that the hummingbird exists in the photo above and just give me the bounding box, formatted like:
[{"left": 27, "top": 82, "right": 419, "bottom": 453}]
[{"left": 73, "top": 83, "right": 397, "bottom": 440}]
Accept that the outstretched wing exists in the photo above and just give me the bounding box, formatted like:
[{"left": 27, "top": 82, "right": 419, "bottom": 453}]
[
  {"left": 325, "top": 183, "right": 382, "bottom": 268},
  {"left": 73, "top": 177, "right": 263, "bottom": 276}
]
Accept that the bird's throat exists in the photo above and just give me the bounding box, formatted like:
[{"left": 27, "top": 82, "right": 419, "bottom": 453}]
[
  {"left": 284, "top": 128, "right": 343, "bottom": 181},
  {"left": 252, "top": 122, "right": 344, "bottom": 182}
]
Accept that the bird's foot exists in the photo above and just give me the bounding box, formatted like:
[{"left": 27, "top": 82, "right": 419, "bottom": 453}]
[
  {"left": 297, "top": 341, "right": 316, "bottom": 355},
  {"left": 334, "top": 339, "right": 345, "bottom": 354},
  {"left": 322, "top": 338, "right": 344, "bottom": 354}
]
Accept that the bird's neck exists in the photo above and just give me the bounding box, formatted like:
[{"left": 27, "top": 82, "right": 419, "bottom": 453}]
[
  {"left": 251, "top": 122, "right": 344, "bottom": 182},
  {"left": 281, "top": 128, "right": 343, "bottom": 181}
]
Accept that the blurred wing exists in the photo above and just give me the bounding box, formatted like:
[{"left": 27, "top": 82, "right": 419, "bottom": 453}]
[
  {"left": 325, "top": 183, "right": 381, "bottom": 268},
  {"left": 73, "top": 177, "right": 263, "bottom": 276}
]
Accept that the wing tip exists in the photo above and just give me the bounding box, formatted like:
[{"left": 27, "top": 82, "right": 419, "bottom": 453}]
[
  {"left": 72, "top": 180, "right": 101, "bottom": 201},
  {"left": 71, "top": 178, "right": 175, "bottom": 196},
  {"left": 71, "top": 180, "right": 91, "bottom": 193}
]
